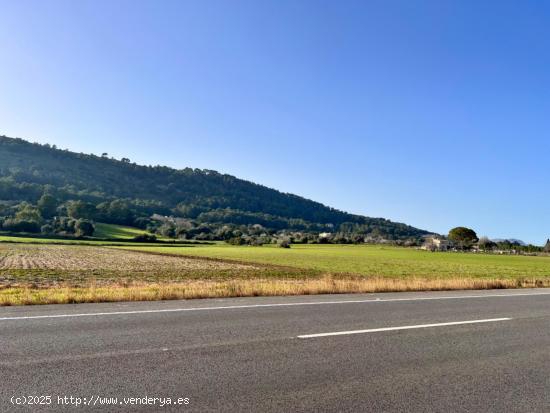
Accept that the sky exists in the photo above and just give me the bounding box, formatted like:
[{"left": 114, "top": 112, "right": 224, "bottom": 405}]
[{"left": 1, "top": 0, "right": 549, "bottom": 244}]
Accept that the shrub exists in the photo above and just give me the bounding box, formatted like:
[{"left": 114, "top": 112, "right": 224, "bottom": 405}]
[
  {"left": 2, "top": 218, "right": 41, "bottom": 233},
  {"left": 133, "top": 234, "right": 157, "bottom": 242},
  {"left": 278, "top": 238, "right": 291, "bottom": 248},
  {"left": 40, "top": 224, "right": 54, "bottom": 234},
  {"left": 226, "top": 237, "right": 246, "bottom": 245},
  {"left": 74, "top": 219, "right": 95, "bottom": 237}
]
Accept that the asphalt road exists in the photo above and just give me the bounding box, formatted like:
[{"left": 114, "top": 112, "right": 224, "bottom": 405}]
[{"left": 2, "top": 289, "right": 550, "bottom": 412}]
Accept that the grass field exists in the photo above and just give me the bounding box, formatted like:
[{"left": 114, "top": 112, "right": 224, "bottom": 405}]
[
  {"left": 93, "top": 223, "right": 152, "bottom": 239},
  {"left": 1, "top": 223, "right": 170, "bottom": 243},
  {"left": 0, "top": 234, "right": 169, "bottom": 246},
  {"left": 116, "top": 244, "right": 550, "bottom": 279},
  {"left": 92, "top": 222, "right": 172, "bottom": 241},
  {"left": 3, "top": 241, "right": 550, "bottom": 306}
]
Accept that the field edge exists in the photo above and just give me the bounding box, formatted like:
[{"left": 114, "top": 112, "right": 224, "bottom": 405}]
[{"left": 1, "top": 276, "right": 549, "bottom": 306}]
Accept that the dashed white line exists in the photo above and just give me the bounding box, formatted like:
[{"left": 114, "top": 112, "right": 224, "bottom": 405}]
[{"left": 297, "top": 318, "right": 513, "bottom": 338}]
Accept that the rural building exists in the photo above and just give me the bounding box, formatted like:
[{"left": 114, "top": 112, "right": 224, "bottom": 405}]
[{"left": 421, "top": 236, "right": 451, "bottom": 251}]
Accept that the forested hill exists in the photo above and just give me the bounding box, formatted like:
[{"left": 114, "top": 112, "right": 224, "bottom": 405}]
[{"left": 0, "top": 135, "right": 429, "bottom": 240}]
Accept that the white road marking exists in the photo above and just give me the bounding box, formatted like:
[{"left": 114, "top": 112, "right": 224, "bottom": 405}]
[
  {"left": 297, "top": 318, "right": 512, "bottom": 338},
  {"left": 0, "top": 291, "right": 548, "bottom": 321}
]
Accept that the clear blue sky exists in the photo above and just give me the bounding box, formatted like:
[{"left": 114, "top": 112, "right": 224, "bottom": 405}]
[{"left": 1, "top": 0, "right": 549, "bottom": 244}]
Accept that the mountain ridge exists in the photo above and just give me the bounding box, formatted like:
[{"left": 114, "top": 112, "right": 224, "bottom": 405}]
[{"left": 0, "top": 135, "right": 430, "bottom": 240}]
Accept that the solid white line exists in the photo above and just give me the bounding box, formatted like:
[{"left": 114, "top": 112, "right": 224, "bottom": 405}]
[
  {"left": 297, "top": 318, "right": 512, "bottom": 338},
  {"left": 0, "top": 291, "right": 549, "bottom": 321}
]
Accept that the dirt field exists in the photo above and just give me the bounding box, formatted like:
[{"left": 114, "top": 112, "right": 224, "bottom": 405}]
[
  {"left": 0, "top": 243, "right": 285, "bottom": 287},
  {"left": 0, "top": 244, "right": 255, "bottom": 272}
]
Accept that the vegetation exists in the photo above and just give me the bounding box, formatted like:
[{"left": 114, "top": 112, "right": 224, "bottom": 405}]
[
  {"left": 0, "top": 233, "right": 191, "bottom": 246},
  {"left": 93, "top": 223, "right": 158, "bottom": 240},
  {"left": 118, "top": 244, "right": 550, "bottom": 279},
  {"left": 0, "top": 243, "right": 303, "bottom": 285},
  {"left": 2, "top": 136, "right": 548, "bottom": 306},
  {"left": 0, "top": 135, "right": 429, "bottom": 242},
  {"left": 3, "top": 277, "right": 544, "bottom": 306},
  {"left": 2, "top": 242, "right": 550, "bottom": 305},
  {"left": 448, "top": 227, "right": 479, "bottom": 249}
]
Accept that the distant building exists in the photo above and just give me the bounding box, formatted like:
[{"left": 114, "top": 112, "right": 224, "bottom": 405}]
[{"left": 421, "top": 235, "right": 451, "bottom": 251}]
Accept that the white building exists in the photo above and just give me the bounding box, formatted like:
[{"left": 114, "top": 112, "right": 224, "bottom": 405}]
[{"left": 421, "top": 236, "right": 451, "bottom": 251}]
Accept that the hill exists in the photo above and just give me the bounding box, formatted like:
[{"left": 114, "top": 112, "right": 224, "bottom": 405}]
[{"left": 0, "top": 135, "right": 430, "bottom": 241}]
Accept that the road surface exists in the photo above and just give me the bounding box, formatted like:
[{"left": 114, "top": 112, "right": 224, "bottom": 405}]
[{"left": 2, "top": 289, "right": 550, "bottom": 412}]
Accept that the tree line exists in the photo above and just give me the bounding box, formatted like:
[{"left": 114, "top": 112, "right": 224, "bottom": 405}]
[{"left": 424, "top": 226, "right": 545, "bottom": 253}]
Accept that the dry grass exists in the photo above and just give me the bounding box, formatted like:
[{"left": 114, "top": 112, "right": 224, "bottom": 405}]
[{"left": 1, "top": 276, "right": 549, "bottom": 306}]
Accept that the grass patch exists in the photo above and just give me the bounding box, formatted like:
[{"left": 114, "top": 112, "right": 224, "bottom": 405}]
[
  {"left": 93, "top": 222, "right": 171, "bottom": 241},
  {"left": 93, "top": 223, "right": 151, "bottom": 239}
]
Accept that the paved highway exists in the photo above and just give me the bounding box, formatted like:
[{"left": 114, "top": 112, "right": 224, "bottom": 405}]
[{"left": 2, "top": 289, "right": 550, "bottom": 412}]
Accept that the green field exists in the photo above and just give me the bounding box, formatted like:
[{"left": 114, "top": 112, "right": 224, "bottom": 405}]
[
  {"left": 0, "top": 234, "right": 117, "bottom": 245},
  {"left": 0, "top": 223, "right": 166, "bottom": 244},
  {"left": 0, "top": 234, "right": 184, "bottom": 247},
  {"left": 93, "top": 223, "right": 155, "bottom": 239},
  {"left": 0, "top": 223, "right": 186, "bottom": 245},
  {"left": 115, "top": 244, "right": 550, "bottom": 280}
]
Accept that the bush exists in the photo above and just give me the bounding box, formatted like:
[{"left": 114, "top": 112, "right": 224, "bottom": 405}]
[
  {"left": 2, "top": 218, "right": 41, "bottom": 233},
  {"left": 278, "top": 238, "right": 291, "bottom": 248},
  {"left": 226, "top": 237, "right": 246, "bottom": 245},
  {"left": 74, "top": 219, "right": 95, "bottom": 237},
  {"left": 40, "top": 224, "right": 54, "bottom": 234},
  {"left": 133, "top": 234, "right": 157, "bottom": 242},
  {"left": 248, "top": 236, "right": 265, "bottom": 246},
  {"left": 134, "top": 217, "right": 153, "bottom": 229}
]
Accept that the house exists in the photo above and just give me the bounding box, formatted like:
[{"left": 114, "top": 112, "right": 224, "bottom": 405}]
[{"left": 421, "top": 235, "right": 451, "bottom": 251}]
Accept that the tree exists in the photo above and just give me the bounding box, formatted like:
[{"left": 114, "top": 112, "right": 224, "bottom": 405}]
[
  {"left": 226, "top": 236, "right": 246, "bottom": 245},
  {"left": 74, "top": 219, "right": 95, "bottom": 237},
  {"left": 159, "top": 222, "right": 176, "bottom": 238},
  {"left": 2, "top": 218, "right": 41, "bottom": 233},
  {"left": 67, "top": 200, "right": 97, "bottom": 220},
  {"left": 37, "top": 193, "right": 58, "bottom": 218},
  {"left": 448, "top": 227, "right": 478, "bottom": 250},
  {"left": 97, "top": 199, "right": 134, "bottom": 225},
  {"left": 478, "top": 236, "right": 496, "bottom": 251},
  {"left": 40, "top": 224, "right": 54, "bottom": 234},
  {"left": 15, "top": 203, "right": 43, "bottom": 224},
  {"left": 544, "top": 239, "right": 550, "bottom": 253},
  {"left": 278, "top": 237, "right": 291, "bottom": 248}
]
